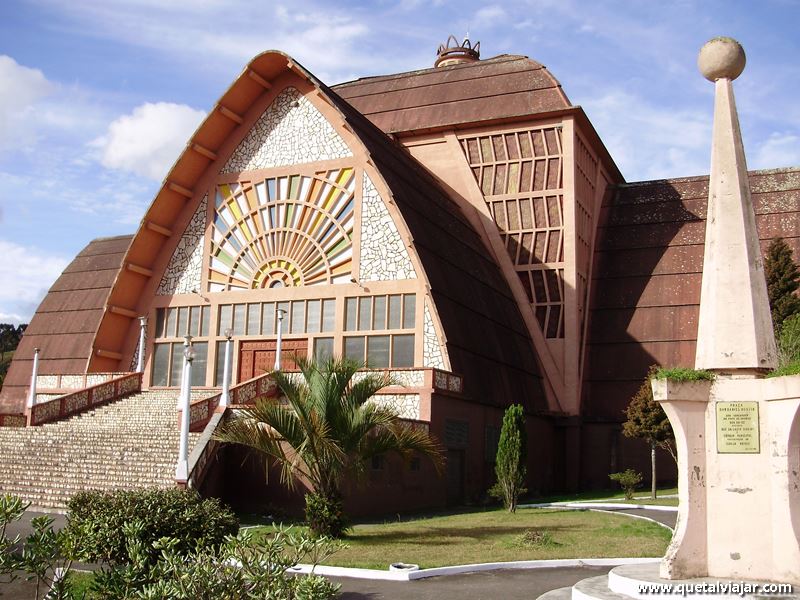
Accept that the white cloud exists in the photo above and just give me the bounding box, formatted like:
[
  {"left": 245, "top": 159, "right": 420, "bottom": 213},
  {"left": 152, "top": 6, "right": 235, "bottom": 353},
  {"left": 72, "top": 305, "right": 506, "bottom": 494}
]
[
  {"left": 752, "top": 132, "right": 800, "bottom": 170},
  {"left": 584, "top": 89, "right": 712, "bottom": 180},
  {"left": 92, "top": 102, "right": 205, "bottom": 181},
  {"left": 474, "top": 5, "right": 507, "bottom": 26},
  {"left": 0, "top": 55, "right": 54, "bottom": 150},
  {"left": 0, "top": 240, "right": 70, "bottom": 324}
]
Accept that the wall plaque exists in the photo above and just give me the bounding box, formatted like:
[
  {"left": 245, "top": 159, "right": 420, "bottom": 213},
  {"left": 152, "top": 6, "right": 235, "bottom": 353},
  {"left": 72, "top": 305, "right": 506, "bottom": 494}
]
[{"left": 716, "top": 401, "right": 760, "bottom": 454}]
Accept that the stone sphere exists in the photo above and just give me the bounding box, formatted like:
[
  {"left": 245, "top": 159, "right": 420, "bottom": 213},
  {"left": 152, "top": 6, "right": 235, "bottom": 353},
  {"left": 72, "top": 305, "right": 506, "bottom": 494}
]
[{"left": 698, "top": 37, "right": 746, "bottom": 81}]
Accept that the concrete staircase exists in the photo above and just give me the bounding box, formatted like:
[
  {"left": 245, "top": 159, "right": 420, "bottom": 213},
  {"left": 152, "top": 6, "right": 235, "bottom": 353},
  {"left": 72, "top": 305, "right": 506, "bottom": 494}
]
[
  {"left": 0, "top": 390, "right": 209, "bottom": 510},
  {"left": 539, "top": 562, "right": 799, "bottom": 600}
]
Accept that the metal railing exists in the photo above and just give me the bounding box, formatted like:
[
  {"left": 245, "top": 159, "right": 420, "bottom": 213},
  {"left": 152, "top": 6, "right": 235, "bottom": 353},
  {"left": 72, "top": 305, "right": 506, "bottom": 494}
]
[{"left": 28, "top": 372, "right": 143, "bottom": 426}]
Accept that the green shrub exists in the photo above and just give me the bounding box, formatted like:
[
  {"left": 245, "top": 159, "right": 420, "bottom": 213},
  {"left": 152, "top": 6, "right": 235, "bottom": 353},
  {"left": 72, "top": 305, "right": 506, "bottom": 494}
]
[
  {"left": 64, "top": 488, "right": 238, "bottom": 565},
  {"left": 652, "top": 367, "right": 715, "bottom": 382},
  {"left": 89, "top": 523, "right": 342, "bottom": 599},
  {"left": 304, "top": 492, "right": 348, "bottom": 539},
  {"left": 609, "top": 469, "right": 643, "bottom": 500},
  {"left": 488, "top": 404, "right": 528, "bottom": 513}
]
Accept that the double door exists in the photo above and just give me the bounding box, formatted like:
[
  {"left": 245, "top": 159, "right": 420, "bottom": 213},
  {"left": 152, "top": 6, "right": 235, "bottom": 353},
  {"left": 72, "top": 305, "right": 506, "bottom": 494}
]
[{"left": 237, "top": 338, "right": 307, "bottom": 382}]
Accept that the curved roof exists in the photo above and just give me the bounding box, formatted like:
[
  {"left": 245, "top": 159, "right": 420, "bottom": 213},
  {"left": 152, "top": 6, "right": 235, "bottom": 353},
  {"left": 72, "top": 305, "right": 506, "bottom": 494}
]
[
  {"left": 76, "top": 50, "right": 549, "bottom": 410},
  {"left": 0, "top": 235, "right": 131, "bottom": 410},
  {"left": 332, "top": 54, "right": 572, "bottom": 135}
]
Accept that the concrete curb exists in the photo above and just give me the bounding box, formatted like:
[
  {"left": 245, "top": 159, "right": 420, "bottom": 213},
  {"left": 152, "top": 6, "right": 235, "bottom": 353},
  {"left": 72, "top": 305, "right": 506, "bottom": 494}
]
[
  {"left": 289, "top": 557, "right": 662, "bottom": 581},
  {"left": 518, "top": 502, "right": 678, "bottom": 513}
]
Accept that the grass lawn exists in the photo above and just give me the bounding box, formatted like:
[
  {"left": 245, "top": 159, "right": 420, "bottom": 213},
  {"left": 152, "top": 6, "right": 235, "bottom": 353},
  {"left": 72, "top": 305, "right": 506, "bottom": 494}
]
[{"left": 253, "top": 507, "right": 672, "bottom": 570}]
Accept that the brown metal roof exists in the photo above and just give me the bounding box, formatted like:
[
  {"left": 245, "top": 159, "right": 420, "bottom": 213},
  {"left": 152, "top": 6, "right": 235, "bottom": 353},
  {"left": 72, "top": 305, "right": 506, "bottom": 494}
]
[
  {"left": 318, "top": 78, "right": 549, "bottom": 411},
  {"left": 0, "top": 235, "right": 132, "bottom": 411},
  {"left": 584, "top": 167, "right": 800, "bottom": 421},
  {"left": 332, "top": 54, "right": 571, "bottom": 135}
]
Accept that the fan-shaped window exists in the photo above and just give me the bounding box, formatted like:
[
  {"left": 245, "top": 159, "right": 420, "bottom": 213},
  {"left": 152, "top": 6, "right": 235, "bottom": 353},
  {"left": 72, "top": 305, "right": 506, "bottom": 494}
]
[{"left": 208, "top": 168, "right": 356, "bottom": 291}]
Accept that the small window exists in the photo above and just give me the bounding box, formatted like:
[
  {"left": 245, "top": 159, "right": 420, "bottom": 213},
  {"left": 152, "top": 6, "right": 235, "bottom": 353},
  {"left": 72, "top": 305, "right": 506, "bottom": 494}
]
[
  {"left": 402, "top": 294, "right": 416, "bottom": 329},
  {"left": 190, "top": 342, "right": 208, "bottom": 387},
  {"left": 247, "top": 304, "right": 261, "bottom": 335},
  {"left": 321, "top": 299, "right": 336, "bottom": 332},
  {"left": 410, "top": 456, "right": 421, "bottom": 472},
  {"left": 314, "top": 338, "right": 334, "bottom": 362},
  {"left": 307, "top": 300, "right": 321, "bottom": 333},
  {"left": 155, "top": 308, "right": 166, "bottom": 338},
  {"left": 165, "top": 307, "right": 177, "bottom": 338},
  {"left": 218, "top": 305, "right": 232, "bottom": 336},
  {"left": 261, "top": 302, "right": 275, "bottom": 335},
  {"left": 291, "top": 301, "right": 305, "bottom": 334},
  {"left": 345, "top": 297, "right": 358, "bottom": 331},
  {"left": 344, "top": 336, "right": 365, "bottom": 362},
  {"left": 372, "top": 296, "right": 387, "bottom": 330},
  {"left": 388, "top": 295, "right": 402, "bottom": 329},
  {"left": 200, "top": 305, "right": 210, "bottom": 337},
  {"left": 358, "top": 297, "right": 372, "bottom": 331},
  {"left": 371, "top": 455, "right": 385, "bottom": 471},
  {"left": 391, "top": 335, "right": 414, "bottom": 368},
  {"left": 233, "top": 304, "right": 246, "bottom": 336},
  {"left": 151, "top": 343, "right": 170, "bottom": 386},
  {"left": 367, "top": 335, "right": 390, "bottom": 368}
]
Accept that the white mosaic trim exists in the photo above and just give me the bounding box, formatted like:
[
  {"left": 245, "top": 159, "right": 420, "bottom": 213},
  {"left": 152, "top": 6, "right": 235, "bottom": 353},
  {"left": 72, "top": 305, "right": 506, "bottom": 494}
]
[
  {"left": 157, "top": 195, "right": 206, "bottom": 296},
  {"left": 370, "top": 394, "right": 420, "bottom": 420},
  {"left": 359, "top": 174, "right": 417, "bottom": 281},
  {"left": 221, "top": 87, "right": 352, "bottom": 174},
  {"left": 423, "top": 303, "right": 447, "bottom": 369},
  {"left": 130, "top": 338, "right": 140, "bottom": 372},
  {"left": 352, "top": 370, "right": 424, "bottom": 387}
]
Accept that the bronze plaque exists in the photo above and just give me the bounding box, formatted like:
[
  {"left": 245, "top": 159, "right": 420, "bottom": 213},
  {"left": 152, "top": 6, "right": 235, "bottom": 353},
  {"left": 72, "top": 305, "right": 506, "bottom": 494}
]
[{"left": 716, "top": 402, "right": 760, "bottom": 454}]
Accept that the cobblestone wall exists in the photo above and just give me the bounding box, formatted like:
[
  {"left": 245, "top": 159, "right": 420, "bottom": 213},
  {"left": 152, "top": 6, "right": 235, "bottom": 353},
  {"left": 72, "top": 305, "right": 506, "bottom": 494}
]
[
  {"left": 157, "top": 195, "right": 207, "bottom": 296},
  {"left": 423, "top": 303, "right": 447, "bottom": 369},
  {"left": 370, "top": 394, "right": 420, "bottom": 420},
  {"left": 359, "top": 174, "right": 416, "bottom": 281},
  {"left": 221, "top": 87, "right": 351, "bottom": 173}
]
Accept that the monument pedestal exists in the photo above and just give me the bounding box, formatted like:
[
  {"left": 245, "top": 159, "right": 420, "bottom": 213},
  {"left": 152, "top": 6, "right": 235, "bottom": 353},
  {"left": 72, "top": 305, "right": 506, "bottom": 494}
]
[{"left": 652, "top": 376, "right": 800, "bottom": 584}]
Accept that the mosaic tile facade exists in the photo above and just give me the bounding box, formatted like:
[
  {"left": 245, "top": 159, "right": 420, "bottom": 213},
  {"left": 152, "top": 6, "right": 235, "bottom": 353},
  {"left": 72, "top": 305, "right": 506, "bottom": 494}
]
[
  {"left": 157, "top": 195, "right": 207, "bottom": 296},
  {"left": 370, "top": 394, "right": 420, "bottom": 420},
  {"left": 423, "top": 303, "right": 447, "bottom": 369},
  {"left": 221, "top": 87, "right": 351, "bottom": 174},
  {"left": 359, "top": 174, "right": 417, "bottom": 281},
  {"left": 352, "top": 369, "right": 424, "bottom": 387}
]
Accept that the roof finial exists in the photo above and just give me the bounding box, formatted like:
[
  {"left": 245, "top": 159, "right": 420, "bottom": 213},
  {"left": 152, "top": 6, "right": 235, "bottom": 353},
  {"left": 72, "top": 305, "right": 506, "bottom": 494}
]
[{"left": 435, "top": 34, "right": 480, "bottom": 68}]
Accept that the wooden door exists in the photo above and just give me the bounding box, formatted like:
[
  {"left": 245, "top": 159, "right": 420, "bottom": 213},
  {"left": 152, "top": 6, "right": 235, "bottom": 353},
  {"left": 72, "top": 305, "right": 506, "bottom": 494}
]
[
  {"left": 238, "top": 339, "right": 307, "bottom": 382},
  {"left": 445, "top": 449, "right": 465, "bottom": 506}
]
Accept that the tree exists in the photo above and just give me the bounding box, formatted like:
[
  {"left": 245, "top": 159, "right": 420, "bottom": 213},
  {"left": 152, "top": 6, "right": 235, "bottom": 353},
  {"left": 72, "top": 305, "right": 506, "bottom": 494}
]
[
  {"left": 489, "top": 404, "right": 527, "bottom": 513},
  {"left": 214, "top": 357, "right": 443, "bottom": 537},
  {"left": 622, "top": 366, "right": 676, "bottom": 499},
  {"left": 765, "top": 238, "right": 800, "bottom": 332}
]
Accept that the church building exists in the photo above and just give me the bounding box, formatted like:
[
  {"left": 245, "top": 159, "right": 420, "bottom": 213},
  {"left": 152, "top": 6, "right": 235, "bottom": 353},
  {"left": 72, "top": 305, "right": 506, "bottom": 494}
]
[{"left": 1, "top": 38, "right": 797, "bottom": 512}]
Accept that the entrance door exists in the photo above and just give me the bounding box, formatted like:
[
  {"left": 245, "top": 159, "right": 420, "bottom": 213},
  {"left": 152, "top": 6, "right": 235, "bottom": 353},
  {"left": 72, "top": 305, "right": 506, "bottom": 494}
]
[
  {"left": 238, "top": 339, "right": 308, "bottom": 382},
  {"left": 445, "top": 449, "right": 465, "bottom": 506}
]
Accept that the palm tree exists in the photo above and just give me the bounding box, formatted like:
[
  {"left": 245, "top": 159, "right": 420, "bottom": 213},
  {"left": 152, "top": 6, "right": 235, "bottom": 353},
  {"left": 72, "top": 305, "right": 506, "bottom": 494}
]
[{"left": 214, "top": 356, "right": 443, "bottom": 536}]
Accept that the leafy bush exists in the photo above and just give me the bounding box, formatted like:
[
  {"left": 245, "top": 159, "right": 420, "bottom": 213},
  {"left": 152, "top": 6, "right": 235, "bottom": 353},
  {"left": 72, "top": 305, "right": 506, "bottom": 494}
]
[
  {"left": 64, "top": 488, "right": 238, "bottom": 565},
  {"left": 304, "top": 492, "right": 348, "bottom": 539},
  {"left": 88, "top": 522, "right": 342, "bottom": 600},
  {"left": 488, "top": 404, "right": 527, "bottom": 513},
  {"left": 652, "top": 367, "right": 715, "bottom": 382},
  {"left": 0, "top": 493, "right": 76, "bottom": 599},
  {"left": 609, "top": 469, "right": 643, "bottom": 500}
]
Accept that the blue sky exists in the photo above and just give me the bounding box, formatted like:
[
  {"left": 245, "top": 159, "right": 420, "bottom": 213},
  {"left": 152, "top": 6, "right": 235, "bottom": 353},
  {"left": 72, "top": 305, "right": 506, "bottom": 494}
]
[{"left": 0, "top": 0, "right": 798, "bottom": 324}]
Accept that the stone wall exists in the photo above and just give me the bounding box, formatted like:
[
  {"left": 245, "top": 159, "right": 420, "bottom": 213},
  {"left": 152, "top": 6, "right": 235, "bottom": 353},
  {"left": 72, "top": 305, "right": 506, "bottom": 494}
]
[
  {"left": 221, "top": 87, "right": 351, "bottom": 174},
  {"left": 370, "top": 394, "right": 420, "bottom": 420},
  {"left": 359, "top": 174, "right": 417, "bottom": 281},
  {"left": 157, "top": 195, "right": 206, "bottom": 296},
  {"left": 423, "top": 303, "right": 447, "bottom": 369}
]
